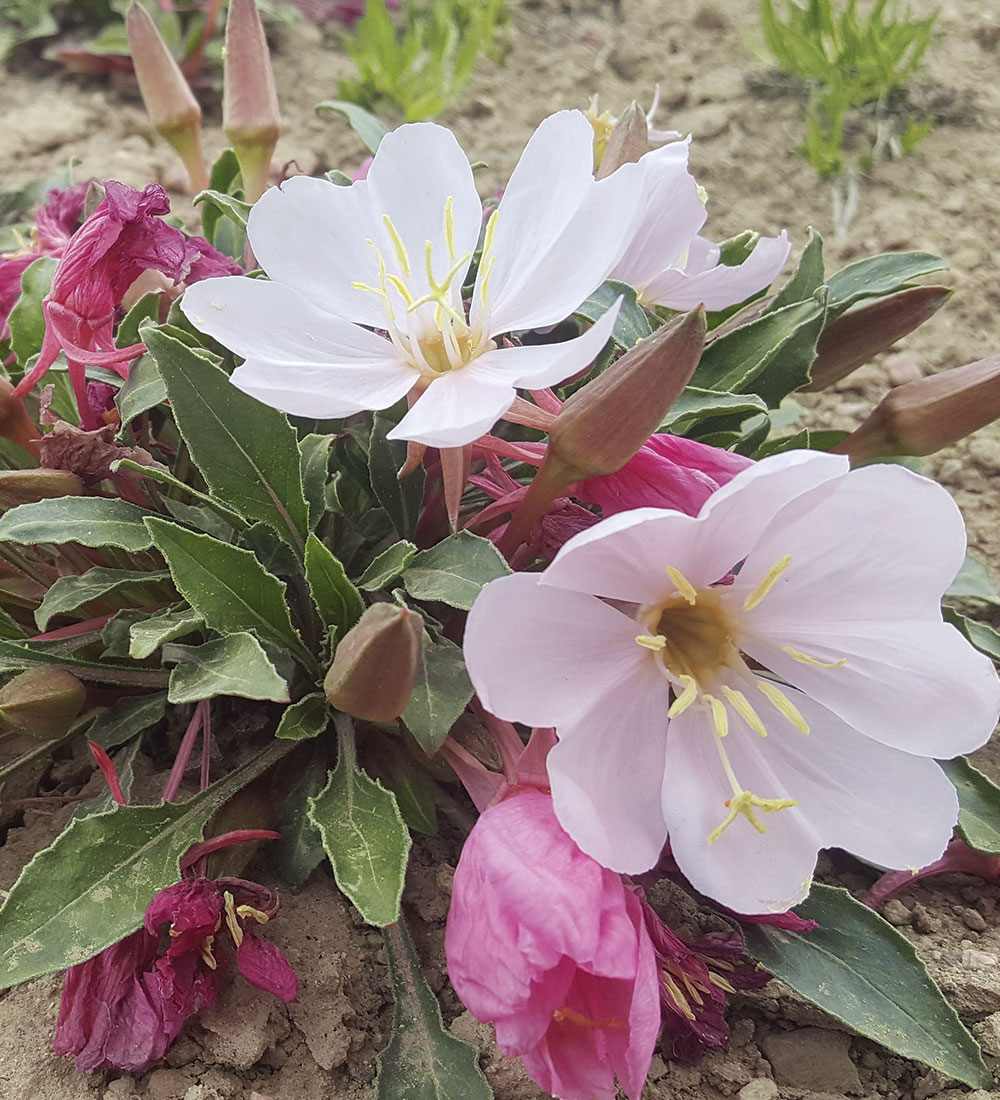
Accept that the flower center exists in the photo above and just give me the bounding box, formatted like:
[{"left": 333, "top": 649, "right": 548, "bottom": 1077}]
[{"left": 351, "top": 198, "right": 498, "bottom": 380}]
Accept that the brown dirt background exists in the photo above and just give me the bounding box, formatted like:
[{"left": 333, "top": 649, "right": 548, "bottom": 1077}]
[{"left": 2, "top": 0, "right": 1000, "bottom": 1097}]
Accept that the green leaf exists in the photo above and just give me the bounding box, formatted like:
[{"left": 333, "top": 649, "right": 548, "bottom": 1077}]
[
  {"left": 116, "top": 352, "right": 167, "bottom": 427},
  {"left": 575, "top": 280, "right": 651, "bottom": 351},
  {"left": 660, "top": 387, "right": 769, "bottom": 433},
  {"left": 741, "top": 884, "right": 991, "bottom": 1088},
  {"left": 944, "top": 609, "right": 1000, "bottom": 661},
  {"left": 402, "top": 634, "right": 473, "bottom": 753},
  {"left": 164, "top": 632, "right": 290, "bottom": 704},
  {"left": 0, "top": 640, "right": 169, "bottom": 688},
  {"left": 0, "top": 739, "right": 293, "bottom": 990},
  {"left": 946, "top": 554, "right": 1000, "bottom": 604},
  {"left": 308, "top": 716, "right": 411, "bottom": 926},
  {"left": 359, "top": 542, "right": 418, "bottom": 591},
  {"left": 316, "top": 99, "right": 389, "bottom": 153},
  {"left": 402, "top": 531, "right": 511, "bottom": 610},
  {"left": 377, "top": 919, "right": 493, "bottom": 1100},
  {"left": 34, "top": 567, "right": 172, "bottom": 631},
  {"left": 143, "top": 323, "right": 310, "bottom": 551},
  {"left": 370, "top": 410, "right": 425, "bottom": 540},
  {"left": 193, "top": 189, "right": 251, "bottom": 230},
  {"left": 86, "top": 692, "right": 168, "bottom": 750},
  {"left": 940, "top": 757, "right": 1000, "bottom": 855},
  {"left": 0, "top": 497, "right": 157, "bottom": 553},
  {"left": 129, "top": 606, "right": 204, "bottom": 660},
  {"left": 116, "top": 293, "right": 161, "bottom": 350},
  {"left": 300, "top": 433, "right": 333, "bottom": 530},
  {"left": 305, "top": 533, "right": 364, "bottom": 637},
  {"left": 755, "top": 427, "right": 847, "bottom": 457},
  {"left": 826, "top": 252, "right": 947, "bottom": 318},
  {"left": 277, "top": 759, "right": 329, "bottom": 886},
  {"left": 145, "top": 519, "right": 313, "bottom": 669},
  {"left": 8, "top": 256, "right": 56, "bottom": 368},
  {"left": 275, "top": 692, "right": 329, "bottom": 741},
  {"left": 113, "top": 458, "right": 247, "bottom": 532},
  {"left": 768, "top": 228, "right": 825, "bottom": 311}
]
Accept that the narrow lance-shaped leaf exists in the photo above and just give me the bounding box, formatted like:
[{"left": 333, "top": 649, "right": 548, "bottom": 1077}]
[
  {"left": 402, "top": 633, "right": 473, "bottom": 753},
  {"left": 305, "top": 533, "right": 364, "bottom": 638},
  {"left": 358, "top": 541, "right": 418, "bottom": 591},
  {"left": 370, "top": 410, "right": 425, "bottom": 541},
  {"left": 35, "top": 568, "right": 173, "bottom": 631},
  {"left": 0, "top": 640, "right": 169, "bottom": 688},
  {"left": 0, "top": 498, "right": 157, "bottom": 552}
]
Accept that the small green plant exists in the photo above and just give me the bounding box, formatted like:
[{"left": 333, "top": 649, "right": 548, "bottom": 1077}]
[
  {"left": 338, "top": 0, "right": 508, "bottom": 122},
  {"left": 758, "top": 0, "right": 937, "bottom": 178}
]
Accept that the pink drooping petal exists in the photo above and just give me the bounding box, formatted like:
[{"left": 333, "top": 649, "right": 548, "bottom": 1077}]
[{"left": 236, "top": 933, "right": 298, "bottom": 1002}]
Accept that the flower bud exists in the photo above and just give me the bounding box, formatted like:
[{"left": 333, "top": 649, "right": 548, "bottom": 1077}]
[
  {"left": 0, "top": 468, "right": 84, "bottom": 511},
  {"left": 803, "top": 285, "right": 951, "bottom": 392},
  {"left": 0, "top": 378, "right": 41, "bottom": 456},
  {"left": 547, "top": 306, "right": 707, "bottom": 482},
  {"left": 595, "top": 101, "right": 648, "bottom": 180},
  {"left": 224, "top": 0, "right": 281, "bottom": 204},
  {"left": 323, "top": 603, "right": 423, "bottom": 723},
  {"left": 126, "top": 1, "right": 209, "bottom": 194},
  {"left": 834, "top": 353, "right": 1000, "bottom": 461},
  {"left": 0, "top": 668, "right": 86, "bottom": 740}
]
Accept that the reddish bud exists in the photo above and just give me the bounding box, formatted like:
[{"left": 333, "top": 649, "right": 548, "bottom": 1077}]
[
  {"left": 596, "top": 101, "right": 648, "bottom": 179},
  {"left": 0, "top": 468, "right": 83, "bottom": 511},
  {"left": 125, "top": 1, "right": 209, "bottom": 194},
  {"left": 804, "top": 285, "right": 951, "bottom": 392},
  {"left": 0, "top": 378, "right": 41, "bottom": 456},
  {"left": 224, "top": 0, "right": 281, "bottom": 204},
  {"left": 324, "top": 603, "right": 424, "bottom": 723},
  {"left": 0, "top": 668, "right": 86, "bottom": 739},
  {"left": 834, "top": 353, "right": 1000, "bottom": 462}
]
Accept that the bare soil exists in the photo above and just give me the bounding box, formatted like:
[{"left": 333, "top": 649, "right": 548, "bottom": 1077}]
[{"left": 2, "top": 0, "right": 1000, "bottom": 1097}]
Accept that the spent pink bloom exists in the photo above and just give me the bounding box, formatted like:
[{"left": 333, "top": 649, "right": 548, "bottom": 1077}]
[
  {"left": 611, "top": 139, "right": 790, "bottom": 311},
  {"left": 55, "top": 876, "right": 296, "bottom": 1073},
  {"left": 464, "top": 450, "right": 1000, "bottom": 913},
  {"left": 445, "top": 789, "right": 659, "bottom": 1100},
  {"left": 14, "top": 181, "right": 240, "bottom": 429},
  {"left": 181, "top": 111, "right": 640, "bottom": 447}
]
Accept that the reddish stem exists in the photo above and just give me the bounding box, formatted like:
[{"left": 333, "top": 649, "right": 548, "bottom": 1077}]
[
  {"left": 180, "top": 829, "right": 281, "bottom": 871},
  {"left": 200, "top": 701, "right": 212, "bottom": 790},
  {"left": 162, "top": 699, "right": 209, "bottom": 802}
]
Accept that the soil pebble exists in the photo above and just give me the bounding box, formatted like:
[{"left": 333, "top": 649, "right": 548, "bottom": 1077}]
[{"left": 761, "top": 1027, "right": 863, "bottom": 1093}]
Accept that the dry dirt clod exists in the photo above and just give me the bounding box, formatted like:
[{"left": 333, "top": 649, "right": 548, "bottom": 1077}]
[
  {"left": 761, "top": 1027, "right": 863, "bottom": 1094},
  {"left": 962, "top": 906, "right": 988, "bottom": 932},
  {"left": 882, "top": 898, "right": 912, "bottom": 926},
  {"left": 738, "top": 1078, "right": 778, "bottom": 1100}
]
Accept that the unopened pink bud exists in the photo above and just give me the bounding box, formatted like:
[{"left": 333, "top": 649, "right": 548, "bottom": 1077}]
[
  {"left": 224, "top": 0, "right": 281, "bottom": 204},
  {"left": 596, "top": 101, "right": 648, "bottom": 179},
  {"left": 125, "top": 1, "right": 208, "bottom": 194}
]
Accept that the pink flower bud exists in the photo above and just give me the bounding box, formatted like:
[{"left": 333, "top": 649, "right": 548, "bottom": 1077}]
[
  {"left": 445, "top": 790, "right": 660, "bottom": 1100},
  {"left": 595, "top": 101, "right": 648, "bottom": 180},
  {"left": 125, "top": 1, "right": 208, "bottom": 194},
  {"left": 224, "top": 0, "right": 282, "bottom": 204}
]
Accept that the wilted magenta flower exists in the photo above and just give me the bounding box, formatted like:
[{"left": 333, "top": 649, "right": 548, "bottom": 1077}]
[
  {"left": 14, "top": 181, "right": 240, "bottom": 429},
  {"left": 55, "top": 876, "right": 296, "bottom": 1073},
  {"left": 445, "top": 789, "right": 659, "bottom": 1100}
]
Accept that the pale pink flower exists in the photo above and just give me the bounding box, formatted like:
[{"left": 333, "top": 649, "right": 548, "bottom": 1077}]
[
  {"left": 611, "top": 139, "right": 790, "bottom": 311},
  {"left": 464, "top": 451, "right": 1000, "bottom": 914},
  {"left": 180, "top": 111, "right": 640, "bottom": 447},
  {"left": 445, "top": 788, "right": 659, "bottom": 1100}
]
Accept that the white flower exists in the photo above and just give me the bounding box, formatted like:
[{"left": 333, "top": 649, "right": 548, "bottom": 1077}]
[
  {"left": 180, "top": 111, "right": 639, "bottom": 448},
  {"left": 464, "top": 451, "right": 1000, "bottom": 914},
  {"left": 611, "top": 139, "right": 791, "bottom": 312}
]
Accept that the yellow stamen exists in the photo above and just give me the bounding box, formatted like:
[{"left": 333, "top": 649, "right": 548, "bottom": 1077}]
[
  {"left": 757, "top": 680, "right": 810, "bottom": 734},
  {"left": 668, "top": 674, "right": 698, "bottom": 717},
  {"left": 708, "top": 790, "right": 798, "bottom": 844},
  {"left": 385, "top": 273, "right": 416, "bottom": 307},
  {"left": 636, "top": 634, "right": 666, "bottom": 651},
  {"left": 743, "top": 555, "right": 792, "bottom": 611},
  {"left": 704, "top": 694, "right": 729, "bottom": 739},
  {"left": 708, "top": 971, "right": 737, "bottom": 994},
  {"left": 666, "top": 565, "right": 698, "bottom": 605},
  {"left": 223, "top": 890, "right": 244, "bottom": 948},
  {"left": 443, "top": 196, "right": 456, "bottom": 261},
  {"left": 782, "top": 644, "right": 846, "bottom": 669},
  {"left": 200, "top": 935, "right": 218, "bottom": 969},
  {"left": 552, "top": 1006, "right": 622, "bottom": 1029},
  {"left": 481, "top": 208, "right": 499, "bottom": 258},
  {"left": 236, "top": 904, "right": 270, "bottom": 925},
  {"left": 721, "top": 685, "right": 768, "bottom": 738},
  {"left": 661, "top": 972, "right": 695, "bottom": 1020},
  {"left": 478, "top": 253, "right": 497, "bottom": 308},
  {"left": 382, "top": 214, "right": 411, "bottom": 276}
]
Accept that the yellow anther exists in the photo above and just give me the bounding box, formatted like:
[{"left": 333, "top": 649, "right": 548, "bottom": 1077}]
[
  {"left": 666, "top": 565, "right": 698, "bottom": 605},
  {"left": 443, "top": 196, "right": 456, "bottom": 261},
  {"left": 385, "top": 273, "right": 416, "bottom": 307},
  {"left": 757, "top": 680, "right": 810, "bottom": 734},
  {"left": 668, "top": 674, "right": 698, "bottom": 717},
  {"left": 707, "top": 790, "right": 798, "bottom": 845},
  {"left": 782, "top": 645, "right": 846, "bottom": 669},
  {"left": 481, "top": 208, "right": 499, "bottom": 259},
  {"left": 236, "top": 904, "right": 270, "bottom": 925},
  {"left": 743, "top": 554, "right": 792, "bottom": 611},
  {"left": 200, "top": 935, "right": 218, "bottom": 970},
  {"left": 708, "top": 971, "right": 737, "bottom": 995},
  {"left": 382, "top": 214, "right": 411, "bottom": 276},
  {"left": 223, "top": 890, "right": 244, "bottom": 948},
  {"left": 704, "top": 694, "right": 729, "bottom": 739},
  {"left": 721, "top": 685, "right": 769, "bottom": 738},
  {"left": 661, "top": 972, "right": 695, "bottom": 1020},
  {"left": 478, "top": 253, "right": 497, "bottom": 308},
  {"left": 636, "top": 634, "right": 667, "bottom": 651}
]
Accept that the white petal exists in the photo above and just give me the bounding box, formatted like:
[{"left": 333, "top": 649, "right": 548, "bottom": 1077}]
[
  {"left": 743, "top": 620, "right": 1000, "bottom": 758},
  {"left": 642, "top": 232, "right": 791, "bottom": 311},
  {"left": 474, "top": 112, "right": 642, "bottom": 334},
  {"left": 610, "top": 139, "right": 707, "bottom": 293},
  {"left": 247, "top": 176, "right": 386, "bottom": 327},
  {"left": 548, "top": 669, "right": 673, "bottom": 875},
  {"left": 737, "top": 462, "right": 969, "bottom": 626},
  {"left": 464, "top": 572, "right": 650, "bottom": 728},
  {"left": 388, "top": 367, "right": 515, "bottom": 448}
]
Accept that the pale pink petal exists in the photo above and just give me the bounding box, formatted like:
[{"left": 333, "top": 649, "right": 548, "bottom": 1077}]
[
  {"left": 388, "top": 367, "right": 515, "bottom": 448},
  {"left": 736, "top": 462, "right": 968, "bottom": 625},
  {"left": 464, "top": 572, "right": 647, "bottom": 728},
  {"left": 743, "top": 620, "right": 1000, "bottom": 758},
  {"left": 642, "top": 231, "right": 791, "bottom": 311},
  {"left": 548, "top": 663, "right": 673, "bottom": 874},
  {"left": 247, "top": 177, "right": 385, "bottom": 327}
]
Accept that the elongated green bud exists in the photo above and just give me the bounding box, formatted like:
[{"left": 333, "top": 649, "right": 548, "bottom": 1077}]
[
  {"left": 224, "top": 0, "right": 281, "bottom": 204},
  {"left": 0, "top": 469, "right": 83, "bottom": 511},
  {"left": 324, "top": 603, "right": 423, "bottom": 723},
  {"left": 596, "top": 101, "right": 648, "bottom": 179},
  {"left": 0, "top": 668, "right": 86, "bottom": 740},
  {"left": 126, "top": 0, "right": 209, "bottom": 194}
]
